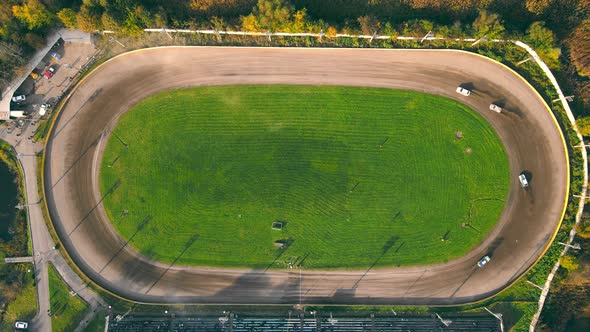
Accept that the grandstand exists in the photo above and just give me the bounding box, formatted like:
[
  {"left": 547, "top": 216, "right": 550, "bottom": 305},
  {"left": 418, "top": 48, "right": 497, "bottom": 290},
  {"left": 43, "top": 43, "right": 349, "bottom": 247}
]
[{"left": 107, "top": 312, "right": 501, "bottom": 331}]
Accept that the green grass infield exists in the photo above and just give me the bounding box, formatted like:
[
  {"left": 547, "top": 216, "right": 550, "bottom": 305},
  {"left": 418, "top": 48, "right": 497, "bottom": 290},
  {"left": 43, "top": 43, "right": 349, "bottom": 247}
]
[{"left": 100, "top": 85, "right": 509, "bottom": 269}]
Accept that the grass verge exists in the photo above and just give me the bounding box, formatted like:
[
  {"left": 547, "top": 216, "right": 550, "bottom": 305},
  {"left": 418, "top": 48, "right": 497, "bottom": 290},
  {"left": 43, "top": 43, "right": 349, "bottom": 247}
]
[
  {"left": 83, "top": 312, "right": 106, "bottom": 332},
  {"left": 0, "top": 263, "right": 37, "bottom": 332},
  {"left": 48, "top": 264, "right": 88, "bottom": 332}
]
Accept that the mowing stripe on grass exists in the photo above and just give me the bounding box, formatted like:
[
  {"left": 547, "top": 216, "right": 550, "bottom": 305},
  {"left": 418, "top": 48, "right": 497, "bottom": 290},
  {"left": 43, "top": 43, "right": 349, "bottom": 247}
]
[{"left": 100, "top": 85, "right": 509, "bottom": 269}]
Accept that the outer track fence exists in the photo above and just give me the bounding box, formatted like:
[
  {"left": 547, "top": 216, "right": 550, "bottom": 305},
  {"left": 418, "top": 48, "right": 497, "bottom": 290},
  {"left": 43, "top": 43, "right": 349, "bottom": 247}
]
[{"left": 96, "top": 28, "right": 587, "bottom": 330}]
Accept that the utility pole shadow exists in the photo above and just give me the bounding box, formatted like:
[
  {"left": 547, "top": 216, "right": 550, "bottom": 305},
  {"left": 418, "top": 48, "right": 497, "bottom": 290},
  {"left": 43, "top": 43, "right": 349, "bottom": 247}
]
[
  {"left": 67, "top": 179, "right": 121, "bottom": 238},
  {"left": 98, "top": 215, "right": 152, "bottom": 273},
  {"left": 352, "top": 236, "right": 398, "bottom": 289},
  {"left": 144, "top": 234, "right": 199, "bottom": 295}
]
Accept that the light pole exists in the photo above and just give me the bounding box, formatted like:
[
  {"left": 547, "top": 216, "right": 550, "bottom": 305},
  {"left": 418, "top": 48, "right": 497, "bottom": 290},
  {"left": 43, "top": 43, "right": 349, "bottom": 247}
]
[
  {"left": 15, "top": 202, "right": 39, "bottom": 209},
  {"left": 526, "top": 280, "right": 545, "bottom": 291},
  {"left": 327, "top": 312, "right": 338, "bottom": 326},
  {"left": 369, "top": 31, "right": 378, "bottom": 43},
  {"left": 108, "top": 37, "right": 126, "bottom": 48},
  {"left": 553, "top": 96, "right": 574, "bottom": 103},
  {"left": 516, "top": 57, "right": 534, "bottom": 66},
  {"left": 219, "top": 311, "right": 229, "bottom": 325},
  {"left": 435, "top": 313, "right": 452, "bottom": 327},
  {"left": 471, "top": 35, "right": 487, "bottom": 47},
  {"left": 484, "top": 307, "right": 504, "bottom": 332},
  {"left": 299, "top": 266, "right": 302, "bottom": 306},
  {"left": 420, "top": 30, "right": 433, "bottom": 43},
  {"left": 558, "top": 242, "right": 581, "bottom": 250}
]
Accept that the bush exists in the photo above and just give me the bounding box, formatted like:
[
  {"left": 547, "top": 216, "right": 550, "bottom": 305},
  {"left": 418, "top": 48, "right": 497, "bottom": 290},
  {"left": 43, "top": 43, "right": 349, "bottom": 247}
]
[{"left": 576, "top": 117, "right": 590, "bottom": 136}]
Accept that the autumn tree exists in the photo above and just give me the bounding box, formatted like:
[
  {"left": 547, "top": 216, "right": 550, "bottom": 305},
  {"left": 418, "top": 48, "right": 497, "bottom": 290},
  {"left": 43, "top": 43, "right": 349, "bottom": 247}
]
[
  {"left": 24, "top": 32, "right": 45, "bottom": 48},
  {"left": 576, "top": 116, "right": 590, "bottom": 136},
  {"left": 0, "top": 1, "right": 12, "bottom": 26},
  {"left": 525, "top": 0, "right": 554, "bottom": 15},
  {"left": 568, "top": 20, "right": 590, "bottom": 77},
  {"left": 210, "top": 16, "right": 226, "bottom": 31},
  {"left": 101, "top": 11, "right": 120, "bottom": 31},
  {"left": 357, "top": 15, "right": 380, "bottom": 35},
  {"left": 57, "top": 8, "right": 77, "bottom": 29},
  {"left": 190, "top": 0, "right": 254, "bottom": 17},
  {"left": 253, "top": 0, "right": 293, "bottom": 31},
  {"left": 241, "top": 13, "right": 260, "bottom": 31},
  {"left": 472, "top": 9, "right": 505, "bottom": 39},
  {"left": 560, "top": 255, "right": 579, "bottom": 272},
  {"left": 291, "top": 8, "right": 308, "bottom": 32},
  {"left": 12, "top": 0, "right": 53, "bottom": 30},
  {"left": 76, "top": 5, "right": 102, "bottom": 31},
  {"left": 325, "top": 26, "right": 338, "bottom": 37}
]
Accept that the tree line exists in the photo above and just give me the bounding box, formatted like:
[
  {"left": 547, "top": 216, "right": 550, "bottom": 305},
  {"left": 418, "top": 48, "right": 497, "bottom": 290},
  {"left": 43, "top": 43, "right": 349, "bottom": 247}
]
[{"left": 0, "top": 1, "right": 588, "bottom": 106}]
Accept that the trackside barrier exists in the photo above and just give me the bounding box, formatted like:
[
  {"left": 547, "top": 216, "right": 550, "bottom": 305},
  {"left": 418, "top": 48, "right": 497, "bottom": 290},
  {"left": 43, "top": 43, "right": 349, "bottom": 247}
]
[
  {"left": 136, "top": 30, "right": 583, "bottom": 329},
  {"left": 39, "top": 29, "right": 581, "bottom": 325},
  {"left": 514, "top": 41, "right": 588, "bottom": 332},
  {"left": 133, "top": 28, "right": 506, "bottom": 43}
]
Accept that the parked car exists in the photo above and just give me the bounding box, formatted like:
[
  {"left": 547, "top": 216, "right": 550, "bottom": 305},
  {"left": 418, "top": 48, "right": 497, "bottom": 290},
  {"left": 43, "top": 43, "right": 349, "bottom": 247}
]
[
  {"left": 39, "top": 103, "right": 50, "bottom": 116},
  {"left": 44, "top": 66, "right": 55, "bottom": 79},
  {"left": 477, "top": 255, "right": 491, "bottom": 267},
  {"left": 489, "top": 104, "right": 503, "bottom": 113},
  {"left": 11, "top": 95, "right": 26, "bottom": 103},
  {"left": 456, "top": 86, "right": 471, "bottom": 96},
  {"left": 15, "top": 321, "right": 28, "bottom": 329},
  {"left": 519, "top": 173, "right": 529, "bottom": 188},
  {"left": 50, "top": 51, "right": 62, "bottom": 60}
]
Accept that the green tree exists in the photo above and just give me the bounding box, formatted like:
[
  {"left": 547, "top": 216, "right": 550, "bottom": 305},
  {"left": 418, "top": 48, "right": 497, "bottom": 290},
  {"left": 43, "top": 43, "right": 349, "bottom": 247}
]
[
  {"left": 472, "top": 10, "right": 505, "bottom": 39},
  {"left": 526, "top": 21, "right": 561, "bottom": 68},
  {"left": 57, "top": 8, "right": 77, "bottom": 29},
  {"left": 12, "top": 0, "right": 53, "bottom": 30},
  {"left": 527, "top": 21, "right": 555, "bottom": 49}
]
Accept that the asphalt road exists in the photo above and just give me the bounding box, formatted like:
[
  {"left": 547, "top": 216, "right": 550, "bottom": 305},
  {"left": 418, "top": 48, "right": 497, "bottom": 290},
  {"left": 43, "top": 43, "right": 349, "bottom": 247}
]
[{"left": 44, "top": 47, "right": 568, "bottom": 305}]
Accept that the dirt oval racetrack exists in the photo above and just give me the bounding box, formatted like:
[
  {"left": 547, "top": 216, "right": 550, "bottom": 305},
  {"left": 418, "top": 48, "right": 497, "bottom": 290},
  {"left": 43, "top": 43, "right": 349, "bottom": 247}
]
[{"left": 44, "top": 47, "right": 568, "bottom": 305}]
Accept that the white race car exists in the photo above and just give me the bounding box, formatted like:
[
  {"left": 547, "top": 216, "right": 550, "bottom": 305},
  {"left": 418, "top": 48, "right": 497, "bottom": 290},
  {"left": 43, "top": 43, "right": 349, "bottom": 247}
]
[{"left": 456, "top": 87, "right": 471, "bottom": 96}]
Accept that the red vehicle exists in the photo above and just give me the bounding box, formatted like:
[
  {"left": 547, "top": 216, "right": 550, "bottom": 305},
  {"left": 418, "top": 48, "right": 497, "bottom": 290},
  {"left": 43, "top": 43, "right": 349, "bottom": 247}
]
[{"left": 44, "top": 66, "right": 55, "bottom": 79}]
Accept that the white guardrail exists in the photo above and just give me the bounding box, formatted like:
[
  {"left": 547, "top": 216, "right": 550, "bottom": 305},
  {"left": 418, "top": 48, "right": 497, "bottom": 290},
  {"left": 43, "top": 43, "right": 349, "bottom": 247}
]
[
  {"left": 514, "top": 41, "right": 589, "bottom": 332},
  {"left": 108, "top": 28, "right": 587, "bottom": 331}
]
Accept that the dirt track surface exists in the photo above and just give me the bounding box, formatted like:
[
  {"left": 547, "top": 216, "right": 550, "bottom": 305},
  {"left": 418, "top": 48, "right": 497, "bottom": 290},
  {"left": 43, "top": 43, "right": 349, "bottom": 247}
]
[{"left": 44, "top": 47, "right": 568, "bottom": 305}]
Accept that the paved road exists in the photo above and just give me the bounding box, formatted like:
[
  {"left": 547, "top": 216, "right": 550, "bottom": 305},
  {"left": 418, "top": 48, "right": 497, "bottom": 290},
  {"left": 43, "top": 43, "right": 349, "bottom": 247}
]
[
  {"left": 44, "top": 47, "right": 568, "bottom": 304},
  {"left": 1, "top": 127, "right": 106, "bottom": 331},
  {"left": 13, "top": 137, "right": 53, "bottom": 331}
]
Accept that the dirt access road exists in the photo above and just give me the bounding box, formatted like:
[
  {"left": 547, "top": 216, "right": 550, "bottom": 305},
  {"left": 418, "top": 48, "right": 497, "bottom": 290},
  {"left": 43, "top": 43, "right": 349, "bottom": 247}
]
[{"left": 44, "top": 47, "right": 568, "bottom": 305}]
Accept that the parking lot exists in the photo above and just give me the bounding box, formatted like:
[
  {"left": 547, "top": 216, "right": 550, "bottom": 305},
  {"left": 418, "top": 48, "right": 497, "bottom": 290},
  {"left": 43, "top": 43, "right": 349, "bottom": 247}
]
[{"left": 6, "top": 39, "right": 96, "bottom": 139}]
